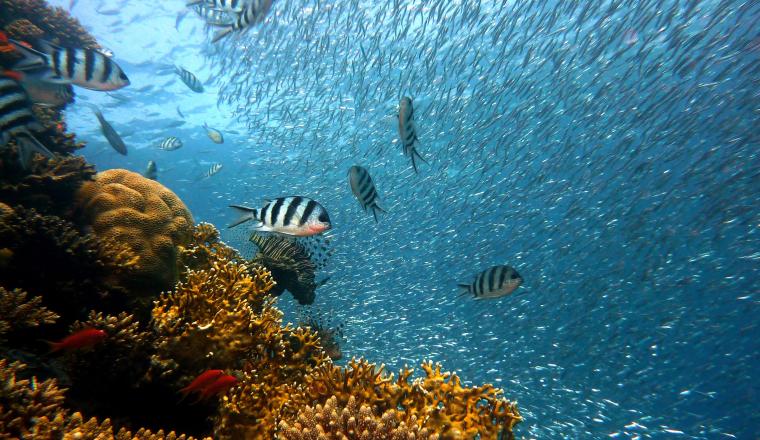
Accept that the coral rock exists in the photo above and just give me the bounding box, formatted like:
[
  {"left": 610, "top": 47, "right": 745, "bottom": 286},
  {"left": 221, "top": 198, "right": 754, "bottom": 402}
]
[{"left": 76, "top": 169, "right": 194, "bottom": 294}]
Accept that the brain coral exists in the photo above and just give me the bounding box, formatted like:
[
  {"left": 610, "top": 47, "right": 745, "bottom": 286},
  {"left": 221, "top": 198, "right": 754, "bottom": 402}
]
[{"left": 75, "top": 169, "right": 193, "bottom": 294}]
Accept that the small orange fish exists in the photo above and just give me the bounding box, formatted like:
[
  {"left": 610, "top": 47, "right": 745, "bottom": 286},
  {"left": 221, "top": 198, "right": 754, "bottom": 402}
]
[
  {"left": 49, "top": 328, "right": 107, "bottom": 353},
  {"left": 197, "top": 374, "right": 237, "bottom": 401},
  {"left": 179, "top": 369, "right": 225, "bottom": 397}
]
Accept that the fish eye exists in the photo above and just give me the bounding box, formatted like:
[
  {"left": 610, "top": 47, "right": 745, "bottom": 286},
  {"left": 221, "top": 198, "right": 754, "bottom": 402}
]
[
  {"left": 119, "top": 72, "right": 129, "bottom": 80},
  {"left": 318, "top": 212, "right": 330, "bottom": 224},
  {"left": 511, "top": 273, "right": 519, "bottom": 279}
]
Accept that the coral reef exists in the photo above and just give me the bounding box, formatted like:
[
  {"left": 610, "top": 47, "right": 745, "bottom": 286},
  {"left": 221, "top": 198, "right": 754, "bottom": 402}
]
[
  {"left": 0, "top": 287, "right": 58, "bottom": 343},
  {"left": 277, "top": 395, "right": 439, "bottom": 440},
  {"left": 0, "top": 155, "right": 95, "bottom": 216},
  {"left": 0, "top": 0, "right": 99, "bottom": 49},
  {"left": 75, "top": 169, "right": 194, "bottom": 294},
  {"left": 297, "top": 307, "right": 345, "bottom": 361},
  {"left": 0, "top": 206, "right": 138, "bottom": 329}
]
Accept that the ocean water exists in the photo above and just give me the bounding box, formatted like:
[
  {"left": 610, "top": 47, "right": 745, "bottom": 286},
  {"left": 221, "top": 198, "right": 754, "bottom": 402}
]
[{"left": 56, "top": 0, "right": 758, "bottom": 438}]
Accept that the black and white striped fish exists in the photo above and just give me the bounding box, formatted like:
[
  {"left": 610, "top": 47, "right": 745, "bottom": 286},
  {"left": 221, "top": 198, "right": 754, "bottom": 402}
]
[
  {"left": 175, "top": 66, "right": 204, "bottom": 93},
  {"left": 190, "top": 4, "right": 235, "bottom": 26},
  {"left": 397, "top": 96, "right": 427, "bottom": 173},
  {"left": 187, "top": 0, "right": 247, "bottom": 13},
  {"left": 228, "top": 196, "right": 332, "bottom": 236},
  {"left": 348, "top": 165, "right": 386, "bottom": 223},
  {"left": 158, "top": 136, "right": 183, "bottom": 151},
  {"left": 203, "top": 162, "right": 223, "bottom": 178},
  {"left": 211, "top": 0, "right": 273, "bottom": 43},
  {"left": 10, "top": 39, "right": 130, "bottom": 91},
  {"left": 457, "top": 265, "right": 523, "bottom": 299},
  {"left": 0, "top": 75, "right": 54, "bottom": 168}
]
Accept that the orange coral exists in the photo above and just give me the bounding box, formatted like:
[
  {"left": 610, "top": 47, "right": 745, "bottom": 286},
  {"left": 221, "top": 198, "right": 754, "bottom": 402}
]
[
  {"left": 76, "top": 169, "right": 194, "bottom": 293},
  {"left": 0, "top": 0, "right": 99, "bottom": 49}
]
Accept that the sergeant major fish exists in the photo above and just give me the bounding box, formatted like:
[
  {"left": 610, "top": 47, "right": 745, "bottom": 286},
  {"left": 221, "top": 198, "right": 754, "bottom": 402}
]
[
  {"left": 228, "top": 196, "right": 331, "bottom": 236},
  {"left": 187, "top": 0, "right": 247, "bottom": 13},
  {"left": 10, "top": 39, "right": 130, "bottom": 91},
  {"left": 397, "top": 96, "right": 427, "bottom": 173},
  {"left": 348, "top": 165, "right": 386, "bottom": 223},
  {"left": 211, "top": 0, "right": 273, "bottom": 43},
  {"left": 159, "top": 136, "right": 183, "bottom": 151},
  {"left": 203, "top": 122, "right": 224, "bottom": 143},
  {"left": 86, "top": 104, "right": 127, "bottom": 155},
  {"left": 0, "top": 73, "right": 55, "bottom": 168},
  {"left": 458, "top": 265, "right": 523, "bottom": 299},
  {"left": 202, "top": 162, "right": 223, "bottom": 179},
  {"left": 175, "top": 66, "right": 204, "bottom": 93}
]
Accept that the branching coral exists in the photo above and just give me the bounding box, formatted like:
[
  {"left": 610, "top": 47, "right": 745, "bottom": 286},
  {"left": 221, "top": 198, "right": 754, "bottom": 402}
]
[
  {"left": 76, "top": 169, "right": 194, "bottom": 294},
  {"left": 299, "top": 359, "right": 522, "bottom": 440},
  {"left": 0, "top": 287, "right": 58, "bottom": 342},
  {"left": 0, "top": 0, "right": 99, "bottom": 49},
  {"left": 277, "top": 395, "right": 439, "bottom": 440},
  {"left": 0, "top": 206, "right": 138, "bottom": 329},
  {"left": 177, "top": 222, "right": 241, "bottom": 275},
  {"left": 0, "top": 155, "right": 95, "bottom": 216}
]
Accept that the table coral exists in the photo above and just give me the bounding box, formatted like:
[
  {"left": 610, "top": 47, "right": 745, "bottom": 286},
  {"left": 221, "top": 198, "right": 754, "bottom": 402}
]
[{"left": 76, "top": 169, "right": 194, "bottom": 294}]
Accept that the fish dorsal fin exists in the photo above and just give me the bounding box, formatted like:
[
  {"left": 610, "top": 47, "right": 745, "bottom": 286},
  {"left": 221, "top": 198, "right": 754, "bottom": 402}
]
[{"left": 37, "top": 39, "right": 63, "bottom": 53}]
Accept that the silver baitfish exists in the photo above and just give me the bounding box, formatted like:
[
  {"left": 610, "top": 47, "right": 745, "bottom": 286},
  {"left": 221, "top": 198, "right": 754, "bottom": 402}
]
[
  {"left": 87, "top": 104, "right": 127, "bottom": 155},
  {"left": 348, "top": 165, "right": 386, "bottom": 223},
  {"left": 143, "top": 160, "right": 157, "bottom": 180},
  {"left": 458, "top": 265, "right": 523, "bottom": 299},
  {"left": 0, "top": 74, "right": 54, "bottom": 168},
  {"left": 158, "top": 136, "right": 183, "bottom": 150},
  {"left": 211, "top": 0, "right": 273, "bottom": 43},
  {"left": 11, "top": 39, "right": 130, "bottom": 91},
  {"left": 175, "top": 66, "right": 204, "bottom": 93},
  {"left": 228, "top": 196, "right": 332, "bottom": 236},
  {"left": 203, "top": 122, "right": 224, "bottom": 143},
  {"left": 397, "top": 96, "right": 426, "bottom": 173}
]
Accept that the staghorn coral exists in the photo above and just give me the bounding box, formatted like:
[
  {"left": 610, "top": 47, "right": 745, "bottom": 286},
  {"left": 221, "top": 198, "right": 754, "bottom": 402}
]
[
  {"left": 297, "top": 307, "right": 345, "bottom": 361},
  {"left": 0, "top": 155, "right": 95, "bottom": 216},
  {"left": 277, "top": 395, "right": 439, "bottom": 440},
  {"left": 76, "top": 169, "right": 194, "bottom": 294},
  {"left": 0, "top": 287, "right": 58, "bottom": 342},
  {"left": 0, "top": 359, "right": 66, "bottom": 438},
  {"left": 299, "top": 359, "right": 522, "bottom": 440},
  {"left": 0, "top": 206, "right": 138, "bottom": 331},
  {"left": 177, "top": 222, "right": 241, "bottom": 275}
]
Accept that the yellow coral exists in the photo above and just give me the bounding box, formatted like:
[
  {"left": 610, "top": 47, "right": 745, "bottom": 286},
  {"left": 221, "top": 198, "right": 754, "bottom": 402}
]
[
  {"left": 0, "top": 286, "right": 58, "bottom": 341},
  {"left": 277, "top": 395, "right": 439, "bottom": 440},
  {"left": 76, "top": 169, "right": 194, "bottom": 292}
]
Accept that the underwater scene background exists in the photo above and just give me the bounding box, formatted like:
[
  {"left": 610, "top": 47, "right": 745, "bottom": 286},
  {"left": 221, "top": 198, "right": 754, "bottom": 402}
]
[{"left": 1, "top": 0, "right": 757, "bottom": 438}]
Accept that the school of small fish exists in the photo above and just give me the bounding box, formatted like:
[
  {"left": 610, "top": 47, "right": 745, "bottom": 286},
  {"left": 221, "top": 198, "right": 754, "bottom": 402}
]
[{"left": 22, "top": 0, "right": 759, "bottom": 438}]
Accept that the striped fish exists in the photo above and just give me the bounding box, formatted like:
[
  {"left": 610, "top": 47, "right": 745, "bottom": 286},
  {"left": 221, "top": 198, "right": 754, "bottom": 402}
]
[
  {"left": 175, "top": 66, "right": 204, "bottom": 93},
  {"left": 87, "top": 104, "right": 127, "bottom": 155},
  {"left": 203, "top": 122, "right": 224, "bottom": 143},
  {"left": 203, "top": 162, "right": 223, "bottom": 178},
  {"left": 397, "top": 96, "right": 427, "bottom": 173},
  {"left": 187, "top": 0, "right": 247, "bottom": 13},
  {"left": 0, "top": 74, "right": 54, "bottom": 168},
  {"left": 458, "top": 265, "right": 523, "bottom": 299},
  {"left": 348, "top": 165, "right": 386, "bottom": 223},
  {"left": 158, "top": 136, "right": 183, "bottom": 150},
  {"left": 10, "top": 39, "right": 130, "bottom": 91},
  {"left": 211, "top": 0, "right": 273, "bottom": 43},
  {"left": 228, "top": 196, "right": 332, "bottom": 236},
  {"left": 191, "top": 4, "right": 235, "bottom": 26}
]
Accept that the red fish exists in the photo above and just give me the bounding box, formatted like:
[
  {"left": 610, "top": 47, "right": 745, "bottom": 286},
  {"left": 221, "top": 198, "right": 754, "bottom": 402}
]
[
  {"left": 49, "top": 328, "right": 107, "bottom": 352},
  {"left": 179, "top": 369, "right": 225, "bottom": 397},
  {"left": 196, "top": 374, "right": 237, "bottom": 401}
]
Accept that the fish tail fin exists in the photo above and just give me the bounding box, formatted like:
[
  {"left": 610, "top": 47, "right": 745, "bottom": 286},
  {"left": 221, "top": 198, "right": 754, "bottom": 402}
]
[
  {"left": 211, "top": 26, "right": 234, "bottom": 43},
  {"left": 228, "top": 205, "right": 257, "bottom": 228},
  {"left": 15, "top": 133, "right": 54, "bottom": 169},
  {"left": 8, "top": 39, "right": 47, "bottom": 70},
  {"left": 47, "top": 340, "right": 63, "bottom": 353},
  {"left": 371, "top": 204, "right": 386, "bottom": 223},
  {"left": 457, "top": 284, "right": 471, "bottom": 298}
]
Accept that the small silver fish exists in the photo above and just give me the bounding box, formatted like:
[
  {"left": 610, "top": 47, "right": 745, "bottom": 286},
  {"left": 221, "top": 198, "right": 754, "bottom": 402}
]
[
  {"left": 458, "top": 265, "right": 523, "bottom": 299},
  {"left": 87, "top": 104, "right": 127, "bottom": 155},
  {"left": 203, "top": 122, "right": 224, "bottom": 143}
]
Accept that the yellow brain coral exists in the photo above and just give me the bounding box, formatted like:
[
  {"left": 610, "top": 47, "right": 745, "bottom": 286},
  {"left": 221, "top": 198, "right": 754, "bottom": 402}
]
[{"left": 75, "top": 169, "right": 194, "bottom": 292}]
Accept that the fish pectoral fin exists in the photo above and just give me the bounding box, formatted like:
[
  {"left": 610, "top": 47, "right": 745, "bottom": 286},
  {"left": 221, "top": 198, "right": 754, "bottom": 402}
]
[{"left": 8, "top": 40, "right": 47, "bottom": 70}]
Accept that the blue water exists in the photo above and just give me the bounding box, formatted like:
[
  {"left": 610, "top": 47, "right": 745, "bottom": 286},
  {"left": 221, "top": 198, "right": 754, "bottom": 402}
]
[{"left": 58, "top": 0, "right": 758, "bottom": 438}]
